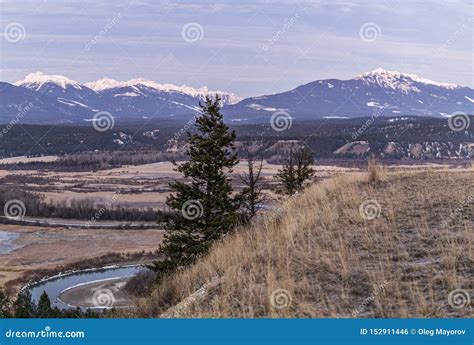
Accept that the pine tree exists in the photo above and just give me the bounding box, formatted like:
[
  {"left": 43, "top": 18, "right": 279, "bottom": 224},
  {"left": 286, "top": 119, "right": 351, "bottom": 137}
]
[
  {"left": 13, "top": 290, "right": 35, "bottom": 318},
  {"left": 153, "top": 95, "right": 240, "bottom": 275},
  {"left": 37, "top": 291, "right": 53, "bottom": 318},
  {"left": 0, "top": 290, "right": 12, "bottom": 318},
  {"left": 276, "top": 152, "right": 298, "bottom": 195},
  {"left": 276, "top": 147, "right": 315, "bottom": 195}
]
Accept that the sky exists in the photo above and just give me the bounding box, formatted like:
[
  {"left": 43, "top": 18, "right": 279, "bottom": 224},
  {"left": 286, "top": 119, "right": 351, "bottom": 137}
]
[{"left": 0, "top": 0, "right": 473, "bottom": 97}]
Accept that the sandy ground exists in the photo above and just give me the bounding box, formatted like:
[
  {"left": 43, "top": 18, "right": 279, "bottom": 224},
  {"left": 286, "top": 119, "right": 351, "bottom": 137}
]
[{"left": 0, "top": 224, "right": 163, "bottom": 288}]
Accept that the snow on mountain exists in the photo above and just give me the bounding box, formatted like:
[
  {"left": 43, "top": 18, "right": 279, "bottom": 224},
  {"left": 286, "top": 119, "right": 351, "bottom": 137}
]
[
  {"left": 2, "top": 69, "right": 472, "bottom": 124},
  {"left": 13, "top": 72, "right": 242, "bottom": 105},
  {"left": 14, "top": 72, "right": 83, "bottom": 91},
  {"left": 3, "top": 72, "right": 242, "bottom": 123},
  {"left": 355, "top": 68, "right": 460, "bottom": 93},
  {"left": 0, "top": 81, "right": 93, "bottom": 124},
  {"left": 85, "top": 77, "right": 242, "bottom": 105},
  {"left": 83, "top": 77, "right": 124, "bottom": 91},
  {"left": 224, "top": 68, "right": 473, "bottom": 121}
]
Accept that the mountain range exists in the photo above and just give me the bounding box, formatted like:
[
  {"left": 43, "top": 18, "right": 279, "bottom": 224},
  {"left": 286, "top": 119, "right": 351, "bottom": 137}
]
[{"left": 1, "top": 68, "right": 472, "bottom": 124}]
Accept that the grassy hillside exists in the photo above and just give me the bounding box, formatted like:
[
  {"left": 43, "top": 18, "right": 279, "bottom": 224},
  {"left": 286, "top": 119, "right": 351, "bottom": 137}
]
[{"left": 130, "top": 169, "right": 473, "bottom": 318}]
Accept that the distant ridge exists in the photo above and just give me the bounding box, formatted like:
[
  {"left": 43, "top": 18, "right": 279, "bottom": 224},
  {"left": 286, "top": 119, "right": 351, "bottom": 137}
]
[
  {"left": 1, "top": 68, "right": 472, "bottom": 124},
  {"left": 224, "top": 68, "right": 473, "bottom": 121}
]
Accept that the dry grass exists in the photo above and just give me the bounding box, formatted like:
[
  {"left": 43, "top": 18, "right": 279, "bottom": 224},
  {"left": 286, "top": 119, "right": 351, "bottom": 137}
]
[
  {"left": 367, "top": 158, "right": 382, "bottom": 184},
  {"left": 130, "top": 169, "right": 473, "bottom": 318}
]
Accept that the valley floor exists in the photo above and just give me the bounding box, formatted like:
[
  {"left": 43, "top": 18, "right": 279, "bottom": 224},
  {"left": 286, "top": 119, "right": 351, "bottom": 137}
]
[{"left": 0, "top": 224, "right": 163, "bottom": 294}]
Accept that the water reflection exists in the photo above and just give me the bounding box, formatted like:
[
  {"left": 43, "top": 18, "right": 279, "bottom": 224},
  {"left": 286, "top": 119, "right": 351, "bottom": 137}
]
[{"left": 29, "top": 266, "right": 146, "bottom": 309}]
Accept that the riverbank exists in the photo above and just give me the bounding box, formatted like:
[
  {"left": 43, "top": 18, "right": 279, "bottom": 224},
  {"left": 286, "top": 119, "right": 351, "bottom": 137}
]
[
  {"left": 0, "top": 223, "right": 162, "bottom": 296},
  {"left": 28, "top": 265, "right": 148, "bottom": 310}
]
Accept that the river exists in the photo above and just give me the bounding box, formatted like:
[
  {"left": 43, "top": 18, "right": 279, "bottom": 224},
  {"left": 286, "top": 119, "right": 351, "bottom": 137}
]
[{"left": 29, "top": 265, "right": 147, "bottom": 309}]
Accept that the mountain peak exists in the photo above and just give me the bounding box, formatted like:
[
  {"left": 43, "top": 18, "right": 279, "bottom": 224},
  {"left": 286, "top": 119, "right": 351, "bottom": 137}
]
[
  {"left": 14, "top": 72, "right": 82, "bottom": 90},
  {"left": 368, "top": 67, "right": 388, "bottom": 74},
  {"left": 85, "top": 77, "right": 242, "bottom": 104},
  {"left": 356, "top": 68, "right": 459, "bottom": 90},
  {"left": 84, "top": 77, "right": 123, "bottom": 91}
]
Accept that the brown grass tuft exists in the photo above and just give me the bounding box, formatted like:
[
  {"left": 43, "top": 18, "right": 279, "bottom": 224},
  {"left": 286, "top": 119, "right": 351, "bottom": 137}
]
[{"left": 367, "top": 157, "right": 381, "bottom": 184}]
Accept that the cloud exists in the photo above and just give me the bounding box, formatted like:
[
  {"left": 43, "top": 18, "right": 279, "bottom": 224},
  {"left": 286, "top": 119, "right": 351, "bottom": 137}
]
[{"left": 1, "top": 0, "right": 472, "bottom": 96}]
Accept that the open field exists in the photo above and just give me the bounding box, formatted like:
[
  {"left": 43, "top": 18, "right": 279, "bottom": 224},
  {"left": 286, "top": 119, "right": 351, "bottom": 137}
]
[
  {"left": 0, "top": 156, "right": 60, "bottom": 164},
  {"left": 128, "top": 168, "right": 473, "bottom": 318},
  {"left": 0, "top": 160, "right": 359, "bottom": 213},
  {"left": 0, "top": 159, "right": 459, "bottom": 210}
]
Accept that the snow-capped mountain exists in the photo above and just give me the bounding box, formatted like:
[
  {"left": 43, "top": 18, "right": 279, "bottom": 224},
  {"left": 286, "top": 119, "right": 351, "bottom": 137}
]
[
  {"left": 1, "top": 72, "right": 242, "bottom": 124},
  {"left": 14, "top": 72, "right": 99, "bottom": 114},
  {"left": 1, "top": 69, "right": 472, "bottom": 124},
  {"left": 0, "top": 81, "right": 93, "bottom": 123},
  {"left": 84, "top": 77, "right": 242, "bottom": 105},
  {"left": 355, "top": 68, "right": 460, "bottom": 91},
  {"left": 15, "top": 72, "right": 84, "bottom": 91},
  {"left": 224, "top": 68, "right": 473, "bottom": 121}
]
